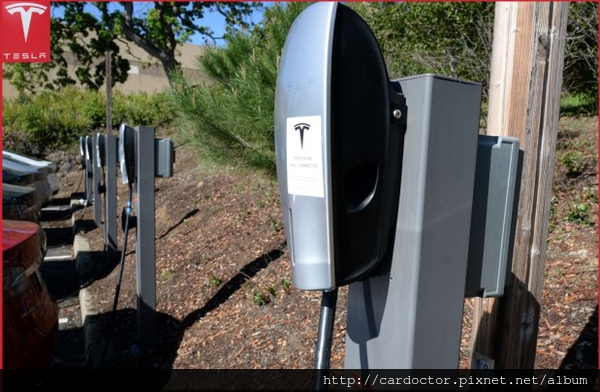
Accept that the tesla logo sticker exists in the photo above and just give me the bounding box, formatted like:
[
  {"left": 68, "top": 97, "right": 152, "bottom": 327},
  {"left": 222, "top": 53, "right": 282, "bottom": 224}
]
[
  {"left": 286, "top": 116, "right": 324, "bottom": 198},
  {"left": 2, "top": 1, "right": 50, "bottom": 62},
  {"left": 294, "top": 123, "right": 310, "bottom": 149}
]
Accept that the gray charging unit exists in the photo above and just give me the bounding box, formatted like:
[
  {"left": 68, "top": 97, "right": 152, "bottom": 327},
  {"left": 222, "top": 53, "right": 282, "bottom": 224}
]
[
  {"left": 275, "top": 2, "right": 407, "bottom": 381},
  {"left": 91, "top": 136, "right": 101, "bottom": 220},
  {"left": 345, "top": 75, "right": 481, "bottom": 369},
  {"left": 94, "top": 132, "right": 119, "bottom": 265},
  {"left": 466, "top": 136, "right": 520, "bottom": 298},
  {"left": 275, "top": 2, "right": 521, "bottom": 375},
  {"left": 118, "top": 124, "right": 174, "bottom": 354},
  {"left": 84, "top": 135, "right": 94, "bottom": 205},
  {"left": 345, "top": 109, "right": 521, "bottom": 368},
  {"left": 79, "top": 136, "right": 86, "bottom": 170},
  {"left": 93, "top": 134, "right": 104, "bottom": 227},
  {"left": 79, "top": 136, "right": 90, "bottom": 203},
  {"left": 275, "top": 1, "right": 405, "bottom": 292}
]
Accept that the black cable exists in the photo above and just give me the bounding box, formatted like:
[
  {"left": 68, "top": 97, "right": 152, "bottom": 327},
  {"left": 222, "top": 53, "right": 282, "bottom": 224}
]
[
  {"left": 73, "top": 164, "right": 90, "bottom": 221},
  {"left": 76, "top": 161, "right": 94, "bottom": 221},
  {"left": 111, "top": 183, "right": 133, "bottom": 313},
  {"left": 313, "top": 288, "right": 338, "bottom": 391},
  {"left": 100, "top": 183, "right": 134, "bottom": 365},
  {"left": 74, "top": 161, "right": 85, "bottom": 194}
]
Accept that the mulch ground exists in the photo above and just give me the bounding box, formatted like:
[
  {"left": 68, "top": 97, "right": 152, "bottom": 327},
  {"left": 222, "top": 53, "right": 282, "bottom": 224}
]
[{"left": 43, "top": 116, "right": 597, "bottom": 373}]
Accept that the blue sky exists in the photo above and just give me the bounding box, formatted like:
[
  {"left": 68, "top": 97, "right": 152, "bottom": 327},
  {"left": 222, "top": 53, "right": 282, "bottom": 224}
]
[
  {"left": 194, "top": 3, "right": 267, "bottom": 45},
  {"left": 51, "top": 2, "right": 268, "bottom": 47}
]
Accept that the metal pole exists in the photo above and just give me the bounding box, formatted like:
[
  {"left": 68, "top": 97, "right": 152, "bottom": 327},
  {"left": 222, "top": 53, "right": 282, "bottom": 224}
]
[
  {"left": 105, "top": 50, "right": 112, "bottom": 135},
  {"left": 92, "top": 136, "right": 102, "bottom": 226},
  {"left": 105, "top": 134, "right": 118, "bottom": 265},
  {"left": 135, "top": 126, "right": 156, "bottom": 354}
]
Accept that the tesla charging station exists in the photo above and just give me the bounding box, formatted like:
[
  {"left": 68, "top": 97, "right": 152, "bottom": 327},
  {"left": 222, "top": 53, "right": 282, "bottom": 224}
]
[
  {"left": 79, "top": 136, "right": 86, "bottom": 169},
  {"left": 94, "top": 132, "right": 119, "bottom": 265},
  {"left": 91, "top": 136, "right": 102, "bottom": 221},
  {"left": 275, "top": 2, "right": 520, "bottom": 374},
  {"left": 79, "top": 136, "right": 92, "bottom": 205},
  {"left": 84, "top": 135, "right": 94, "bottom": 205},
  {"left": 118, "top": 124, "right": 174, "bottom": 353},
  {"left": 93, "top": 134, "right": 105, "bottom": 227},
  {"left": 79, "top": 136, "right": 87, "bottom": 187}
]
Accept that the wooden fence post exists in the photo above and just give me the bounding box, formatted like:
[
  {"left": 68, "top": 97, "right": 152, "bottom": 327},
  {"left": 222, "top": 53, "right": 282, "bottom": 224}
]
[{"left": 470, "top": 1, "right": 569, "bottom": 369}]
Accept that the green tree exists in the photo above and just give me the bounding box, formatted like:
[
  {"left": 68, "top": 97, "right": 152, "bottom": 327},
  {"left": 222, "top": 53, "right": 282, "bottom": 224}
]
[
  {"left": 3, "top": 2, "right": 259, "bottom": 93},
  {"left": 170, "top": 2, "right": 310, "bottom": 173},
  {"left": 351, "top": 2, "right": 495, "bottom": 94},
  {"left": 353, "top": 2, "right": 597, "bottom": 106},
  {"left": 563, "top": 2, "right": 598, "bottom": 103}
]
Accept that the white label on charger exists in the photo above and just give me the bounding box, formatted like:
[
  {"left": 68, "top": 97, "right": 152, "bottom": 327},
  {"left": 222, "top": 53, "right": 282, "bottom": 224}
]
[{"left": 286, "top": 115, "right": 324, "bottom": 198}]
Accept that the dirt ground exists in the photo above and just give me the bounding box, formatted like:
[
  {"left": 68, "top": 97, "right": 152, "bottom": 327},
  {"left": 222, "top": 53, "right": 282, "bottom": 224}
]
[{"left": 46, "top": 115, "right": 597, "bottom": 371}]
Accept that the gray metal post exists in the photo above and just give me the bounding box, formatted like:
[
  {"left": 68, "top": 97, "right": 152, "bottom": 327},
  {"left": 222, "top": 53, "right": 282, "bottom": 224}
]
[
  {"left": 105, "top": 134, "right": 118, "bottom": 265},
  {"left": 92, "top": 136, "right": 102, "bottom": 226},
  {"left": 84, "top": 157, "right": 90, "bottom": 202},
  {"left": 80, "top": 137, "right": 88, "bottom": 202},
  {"left": 135, "top": 126, "right": 156, "bottom": 353},
  {"left": 344, "top": 75, "right": 482, "bottom": 369},
  {"left": 105, "top": 50, "right": 112, "bottom": 135}
]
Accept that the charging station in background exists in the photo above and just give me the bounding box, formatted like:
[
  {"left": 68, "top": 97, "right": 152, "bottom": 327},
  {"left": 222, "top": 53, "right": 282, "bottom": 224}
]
[
  {"left": 79, "top": 136, "right": 91, "bottom": 205},
  {"left": 93, "top": 133, "right": 105, "bottom": 227},
  {"left": 79, "top": 136, "right": 86, "bottom": 173},
  {"left": 93, "top": 132, "right": 119, "bottom": 266},
  {"left": 83, "top": 135, "right": 94, "bottom": 206},
  {"left": 117, "top": 124, "right": 174, "bottom": 354},
  {"left": 275, "top": 1, "right": 520, "bottom": 377}
]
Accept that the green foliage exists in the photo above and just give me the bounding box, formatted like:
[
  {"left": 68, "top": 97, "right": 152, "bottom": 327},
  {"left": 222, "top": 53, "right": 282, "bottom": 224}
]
[
  {"left": 252, "top": 289, "right": 271, "bottom": 306},
  {"left": 268, "top": 216, "right": 279, "bottom": 231},
  {"left": 251, "top": 284, "right": 278, "bottom": 306},
  {"left": 566, "top": 202, "right": 594, "bottom": 226},
  {"left": 352, "top": 2, "right": 597, "bottom": 105},
  {"left": 209, "top": 273, "right": 223, "bottom": 287},
  {"left": 170, "top": 3, "right": 310, "bottom": 173},
  {"left": 560, "top": 150, "right": 587, "bottom": 177},
  {"left": 3, "top": 87, "right": 171, "bottom": 155},
  {"left": 564, "top": 2, "right": 598, "bottom": 105},
  {"left": 560, "top": 93, "right": 598, "bottom": 117},
  {"left": 351, "top": 2, "right": 495, "bottom": 93},
  {"left": 159, "top": 269, "right": 175, "bottom": 281},
  {"left": 4, "top": 2, "right": 259, "bottom": 93},
  {"left": 280, "top": 278, "right": 291, "bottom": 292},
  {"left": 583, "top": 187, "right": 598, "bottom": 204},
  {"left": 557, "top": 119, "right": 597, "bottom": 180},
  {"left": 111, "top": 91, "right": 172, "bottom": 127}
]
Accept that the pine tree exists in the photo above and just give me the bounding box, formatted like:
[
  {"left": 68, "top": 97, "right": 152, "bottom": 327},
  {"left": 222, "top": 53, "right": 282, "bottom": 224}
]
[{"left": 170, "top": 3, "right": 310, "bottom": 173}]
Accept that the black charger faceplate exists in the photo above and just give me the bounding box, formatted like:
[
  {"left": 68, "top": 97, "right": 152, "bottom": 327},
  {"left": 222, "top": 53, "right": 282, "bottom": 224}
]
[
  {"left": 119, "top": 124, "right": 137, "bottom": 185},
  {"left": 330, "top": 4, "right": 406, "bottom": 286}
]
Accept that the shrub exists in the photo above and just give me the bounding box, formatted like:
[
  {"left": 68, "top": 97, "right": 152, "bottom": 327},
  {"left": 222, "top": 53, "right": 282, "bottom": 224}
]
[{"left": 3, "top": 86, "right": 172, "bottom": 156}]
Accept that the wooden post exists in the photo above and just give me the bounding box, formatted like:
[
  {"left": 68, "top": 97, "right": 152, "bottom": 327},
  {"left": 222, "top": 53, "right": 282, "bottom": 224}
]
[
  {"left": 470, "top": 2, "right": 569, "bottom": 369},
  {"left": 105, "top": 50, "right": 112, "bottom": 135}
]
